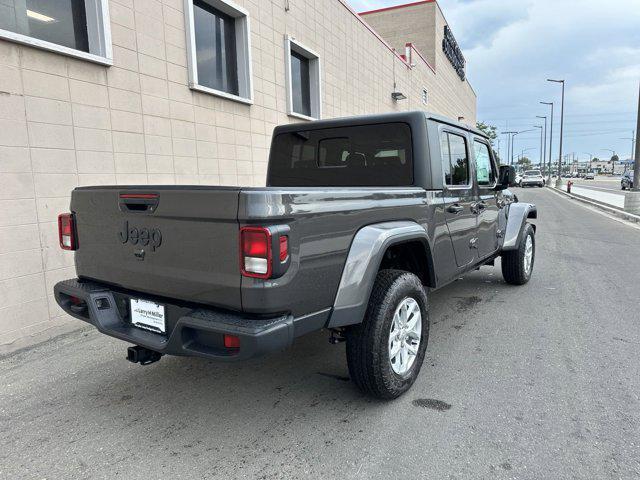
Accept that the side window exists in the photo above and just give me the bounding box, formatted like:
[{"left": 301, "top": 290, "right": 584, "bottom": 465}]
[
  {"left": 473, "top": 140, "right": 496, "bottom": 186},
  {"left": 440, "top": 131, "right": 469, "bottom": 186}
]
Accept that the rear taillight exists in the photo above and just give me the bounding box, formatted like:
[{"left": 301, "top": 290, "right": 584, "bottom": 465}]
[
  {"left": 58, "top": 213, "right": 77, "bottom": 250},
  {"left": 240, "top": 227, "right": 272, "bottom": 278},
  {"left": 279, "top": 235, "right": 289, "bottom": 262},
  {"left": 240, "top": 227, "right": 290, "bottom": 279}
]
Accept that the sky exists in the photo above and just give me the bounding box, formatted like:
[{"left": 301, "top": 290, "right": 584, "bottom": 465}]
[{"left": 348, "top": 0, "right": 640, "bottom": 164}]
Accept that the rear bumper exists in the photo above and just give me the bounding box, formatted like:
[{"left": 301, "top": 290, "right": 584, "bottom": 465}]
[
  {"left": 54, "top": 278, "right": 328, "bottom": 361},
  {"left": 521, "top": 180, "right": 544, "bottom": 186}
]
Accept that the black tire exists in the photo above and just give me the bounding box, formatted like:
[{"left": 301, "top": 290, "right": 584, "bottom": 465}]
[
  {"left": 501, "top": 223, "right": 535, "bottom": 285},
  {"left": 345, "top": 270, "right": 429, "bottom": 399}
]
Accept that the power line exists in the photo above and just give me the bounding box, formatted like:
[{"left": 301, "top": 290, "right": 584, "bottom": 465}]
[{"left": 479, "top": 110, "right": 635, "bottom": 121}]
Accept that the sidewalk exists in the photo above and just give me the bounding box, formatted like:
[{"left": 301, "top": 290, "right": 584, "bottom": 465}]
[
  {"left": 552, "top": 184, "right": 640, "bottom": 224},
  {"left": 562, "top": 184, "right": 624, "bottom": 209}
]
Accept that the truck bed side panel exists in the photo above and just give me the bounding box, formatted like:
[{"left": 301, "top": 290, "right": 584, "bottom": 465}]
[{"left": 238, "top": 187, "right": 446, "bottom": 317}]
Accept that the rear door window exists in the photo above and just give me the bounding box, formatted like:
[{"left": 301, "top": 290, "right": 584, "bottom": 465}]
[
  {"left": 440, "top": 131, "right": 470, "bottom": 186},
  {"left": 268, "top": 123, "right": 413, "bottom": 186}
]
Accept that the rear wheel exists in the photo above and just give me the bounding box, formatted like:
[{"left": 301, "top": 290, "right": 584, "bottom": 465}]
[
  {"left": 501, "top": 223, "right": 535, "bottom": 285},
  {"left": 346, "top": 270, "right": 429, "bottom": 399}
]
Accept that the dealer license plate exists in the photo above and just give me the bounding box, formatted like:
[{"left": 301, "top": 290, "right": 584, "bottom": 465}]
[{"left": 130, "top": 298, "right": 166, "bottom": 334}]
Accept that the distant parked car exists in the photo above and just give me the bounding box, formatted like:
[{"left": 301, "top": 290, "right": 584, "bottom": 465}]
[
  {"left": 584, "top": 172, "right": 595, "bottom": 180},
  {"left": 514, "top": 172, "right": 523, "bottom": 187},
  {"left": 621, "top": 171, "right": 634, "bottom": 190},
  {"left": 521, "top": 170, "right": 545, "bottom": 187}
]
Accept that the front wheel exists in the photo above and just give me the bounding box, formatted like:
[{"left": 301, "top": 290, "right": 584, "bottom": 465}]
[
  {"left": 501, "top": 223, "right": 535, "bottom": 285},
  {"left": 346, "top": 270, "right": 429, "bottom": 399}
]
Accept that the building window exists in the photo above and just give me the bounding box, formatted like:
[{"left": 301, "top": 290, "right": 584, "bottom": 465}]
[
  {"left": 285, "top": 36, "right": 321, "bottom": 120},
  {"left": 422, "top": 88, "right": 428, "bottom": 106},
  {"left": 0, "top": 0, "right": 112, "bottom": 64},
  {"left": 185, "top": 0, "right": 253, "bottom": 104}
]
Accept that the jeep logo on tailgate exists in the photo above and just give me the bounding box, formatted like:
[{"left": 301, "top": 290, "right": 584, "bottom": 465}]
[{"left": 119, "top": 221, "right": 162, "bottom": 251}]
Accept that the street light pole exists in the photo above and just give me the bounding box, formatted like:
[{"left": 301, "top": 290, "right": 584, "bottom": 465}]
[
  {"left": 520, "top": 147, "right": 535, "bottom": 167},
  {"left": 620, "top": 132, "right": 636, "bottom": 164},
  {"left": 536, "top": 115, "right": 547, "bottom": 176},
  {"left": 541, "top": 101, "right": 554, "bottom": 184},
  {"left": 511, "top": 129, "right": 536, "bottom": 165},
  {"left": 624, "top": 84, "right": 640, "bottom": 213},
  {"left": 502, "top": 132, "right": 516, "bottom": 166},
  {"left": 547, "top": 79, "right": 565, "bottom": 187},
  {"left": 634, "top": 82, "right": 640, "bottom": 190},
  {"left": 534, "top": 125, "right": 543, "bottom": 169}
]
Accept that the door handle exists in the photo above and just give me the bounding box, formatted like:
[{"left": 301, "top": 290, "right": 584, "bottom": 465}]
[{"left": 447, "top": 204, "right": 464, "bottom": 214}]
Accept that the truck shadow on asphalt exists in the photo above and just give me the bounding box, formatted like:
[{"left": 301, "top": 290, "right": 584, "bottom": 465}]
[{"left": 80, "top": 268, "right": 515, "bottom": 417}]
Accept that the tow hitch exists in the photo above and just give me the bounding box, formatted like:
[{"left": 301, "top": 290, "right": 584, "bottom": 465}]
[{"left": 126, "top": 345, "right": 162, "bottom": 365}]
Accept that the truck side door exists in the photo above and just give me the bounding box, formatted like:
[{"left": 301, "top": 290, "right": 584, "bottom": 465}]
[
  {"left": 440, "top": 129, "right": 477, "bottom": 268},
  {"left": 472, "top": 138, "right": 500, "bottom": 258}
]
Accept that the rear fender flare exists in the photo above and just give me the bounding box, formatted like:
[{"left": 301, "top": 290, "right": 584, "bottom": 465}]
[
  {"left": 327, "top": 221, "right": 432, "bottom": 328},
  {"left": 502, "top": 203, "right": 537, "bottom": 251}
]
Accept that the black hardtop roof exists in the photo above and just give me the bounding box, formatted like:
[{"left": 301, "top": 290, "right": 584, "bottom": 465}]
[{"left": 272, "top": 111, "right": 486, "bottom": 139}]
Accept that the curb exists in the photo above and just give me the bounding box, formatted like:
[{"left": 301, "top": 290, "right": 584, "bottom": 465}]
[{"left": 549, "top": 187, "right": 640, "bottom": 223}]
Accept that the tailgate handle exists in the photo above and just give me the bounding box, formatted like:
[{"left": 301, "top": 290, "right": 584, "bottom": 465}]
[{"left": 119, "top": 193, "right": 159, "bottom": 213}]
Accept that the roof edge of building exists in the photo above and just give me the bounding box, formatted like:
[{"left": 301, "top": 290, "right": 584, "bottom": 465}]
[{"left": 358, "top": 0, "right": 436, "bottom": 16}]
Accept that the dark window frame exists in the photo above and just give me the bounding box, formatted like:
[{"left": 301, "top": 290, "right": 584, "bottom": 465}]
[
  {"left": 186, "top": 0, "right": 253, "bottom": 104},
  {"left": 441, "top": 130, "right": 471, "bottom": 188},
  {"left": 290, "top": 49, "right": 312, "bottom": 117},
  {"left": 193, "top": 0, "right": 239, "bottom": 96},
  {"left": 473, "top": 138, "right": 498, "bottom": 188},
  {"left": 285, "top": 36, "right": 321, "bottom": 120}
]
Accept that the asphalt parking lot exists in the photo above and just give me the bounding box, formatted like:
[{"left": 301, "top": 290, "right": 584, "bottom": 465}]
[{"left": 2, "top": 188, "right": 639, "bottom": 479}]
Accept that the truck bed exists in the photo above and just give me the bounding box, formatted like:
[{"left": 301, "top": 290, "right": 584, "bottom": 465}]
[{"left": 70, "top": 185, "right": 435, "bottom": 317}]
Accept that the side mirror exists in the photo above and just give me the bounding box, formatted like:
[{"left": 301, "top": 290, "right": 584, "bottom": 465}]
[{"left": 496, "top": 165, "right": 516, "bottom": 190}]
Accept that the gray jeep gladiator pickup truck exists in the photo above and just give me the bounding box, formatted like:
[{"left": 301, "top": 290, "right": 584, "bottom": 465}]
[{"left": 54, "top": 111, "right": 537, "bottom": 399}]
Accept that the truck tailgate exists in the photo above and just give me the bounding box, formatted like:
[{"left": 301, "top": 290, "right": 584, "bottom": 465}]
[{"left": 71, "top": 186, "right": 242, "bottom": 310}]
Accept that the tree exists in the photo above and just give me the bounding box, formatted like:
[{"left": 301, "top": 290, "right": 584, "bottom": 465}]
[
  {"left": 517, "top": 156, "right": 532, "bottom": 168},
  {"left": 476, "top": 121, "right": 497, "bottom": 147},
  {"left": 611, "top": 154, "right": 619, "bottom": 175},
  {"left": 476, "top": 121, "right": 499, "bottom": 161}
]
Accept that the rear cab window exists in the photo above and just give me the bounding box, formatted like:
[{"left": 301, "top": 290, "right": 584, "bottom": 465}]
[
  {"left": 440, "top": 131, "right": 470, "bottom": 187},
  {"left": 268, "top": 123, "right": 413, "bottom": 187}
]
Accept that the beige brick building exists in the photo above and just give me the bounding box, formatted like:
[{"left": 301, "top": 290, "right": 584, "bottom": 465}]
[{"left": 0, "top": 0, "right": 476, "bottom": 353}]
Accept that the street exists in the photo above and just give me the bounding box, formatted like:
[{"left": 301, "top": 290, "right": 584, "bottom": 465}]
[{"left": 1, "top": 188, "right": 639, "bottom": 479}]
